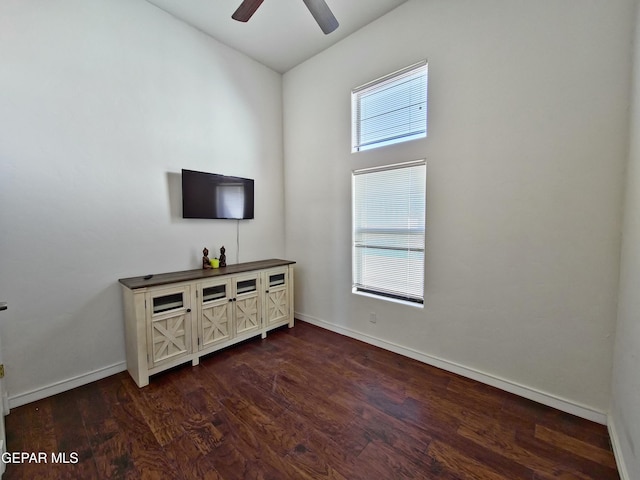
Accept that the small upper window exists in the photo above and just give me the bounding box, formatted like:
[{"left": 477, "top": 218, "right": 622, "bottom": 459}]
[{"left": 351, "top": 61, "right": 428, "bottom": 152}]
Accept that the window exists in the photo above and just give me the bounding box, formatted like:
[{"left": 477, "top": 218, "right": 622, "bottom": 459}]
[
  {"left": 352, "top": 160, "right": 426, "bottom": 305},
  {"left": 352, "top": 61, "right": 428, "bottom": 152}
]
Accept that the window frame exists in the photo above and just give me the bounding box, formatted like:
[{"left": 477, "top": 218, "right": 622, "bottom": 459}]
[
  {"left": 352, "top": 159, "right": 427, "bottom": 306},
  {"left": 351, "top": 60, "right": 428, "bottom": 153}
]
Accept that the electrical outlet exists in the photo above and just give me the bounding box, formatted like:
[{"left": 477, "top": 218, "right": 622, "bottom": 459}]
[{"left": 369, "top": 312, "right": 377, "bottom": 324}]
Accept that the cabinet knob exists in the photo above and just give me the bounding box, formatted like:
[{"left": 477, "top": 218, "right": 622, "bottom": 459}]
[{"left": 186, "top": 308, "right": 192, "bottom": 313}]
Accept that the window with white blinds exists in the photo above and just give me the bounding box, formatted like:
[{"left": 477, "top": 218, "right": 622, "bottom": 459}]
[
  {"left": 352, "top": 160, "right": 426, "bottom": 304},
  {"left": 352, "top": 61, "right": 428, "bottom": 152}
]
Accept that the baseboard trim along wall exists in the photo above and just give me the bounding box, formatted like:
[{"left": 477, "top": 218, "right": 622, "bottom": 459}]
[
  {"left": 8, "top": 362, "right": 126, "bottom": 410},
  {"left": 296, "top": 313, "right": 608, "bottom": 425},
  {"left": 608, "top": 414, "right": 631, "bottom": 480}
]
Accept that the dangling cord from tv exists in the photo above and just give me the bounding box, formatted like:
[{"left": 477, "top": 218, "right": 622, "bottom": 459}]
[{"left": 236, "top": 219, "right": 240, "bottom": 264}]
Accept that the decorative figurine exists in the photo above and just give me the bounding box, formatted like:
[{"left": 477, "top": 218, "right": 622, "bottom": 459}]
[
  {"left": 219, "top": 246, "right": 226, "bottom": 267},
  {"left": 202, "top": 247, "right": 212, "bottom": 269}
]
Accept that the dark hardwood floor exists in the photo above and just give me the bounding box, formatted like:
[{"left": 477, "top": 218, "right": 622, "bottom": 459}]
[{"left": 4, "top": 321, "right": 619, "bottom": 479}]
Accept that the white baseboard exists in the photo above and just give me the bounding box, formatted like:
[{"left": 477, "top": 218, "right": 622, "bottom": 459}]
[
  {"left": 7, "top": 362, "right": 127, "bottom": 410},
  {"left": 297, "top": 312, "right": 608, "bottom": 425},
  {"left": 608, "top": 414, "right": 631, "bottom": 480}
]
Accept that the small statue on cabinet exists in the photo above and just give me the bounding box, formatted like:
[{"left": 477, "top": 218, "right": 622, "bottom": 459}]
[
  {"left": 219, "top": 246, "right": 226, "bottom": 267},
  {"left": 202, "top": 247, "right": 212, "bottom": 269}
]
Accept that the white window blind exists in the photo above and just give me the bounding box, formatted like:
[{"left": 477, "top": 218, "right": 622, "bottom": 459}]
[
  {"left": 352, "top": 160, "right": 426, "bottom": 304},
  {"left": 352, "top": 61, "right": 428, "bottom": 152}
]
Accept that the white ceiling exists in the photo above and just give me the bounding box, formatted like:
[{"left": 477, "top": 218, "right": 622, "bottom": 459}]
[{"left": 144, "top": 0, "right": 408, "bottom": 73}]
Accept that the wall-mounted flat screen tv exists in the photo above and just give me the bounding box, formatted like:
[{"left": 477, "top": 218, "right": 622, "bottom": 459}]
[{"left": 182, "top": 169, "right": 255, "bottom": 220}]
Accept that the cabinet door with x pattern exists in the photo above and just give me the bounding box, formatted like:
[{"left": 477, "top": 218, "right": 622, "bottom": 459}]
[
  {"left": 234, "top": 272, "right": 262, "bottom": 336},
  {"left": 264, "top": 266, "right": 290, "bottom": 328},
  {"left": 198, "top": 277, "right": 233, "bottom": 349},
  {"left": 145, "top": 285, "right": 192, "bottom": 368}
]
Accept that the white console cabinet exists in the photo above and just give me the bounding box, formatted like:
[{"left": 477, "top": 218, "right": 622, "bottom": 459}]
[{"left": 120, "top": 259, "right": 294, "bottom": 387}]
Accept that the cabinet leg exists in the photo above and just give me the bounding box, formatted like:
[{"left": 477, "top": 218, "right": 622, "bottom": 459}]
[
  {"left": 192, "top": 357, "right": 200, "bottom": 366},
  {"left": 137, "top": 374, "right": 149, "bottom": 388},
  {"left": 129, "top": 368, "right": 149, "bottom": 388},
  {"left": 261, "top": 331, "right": 267, "bottom": 339}
]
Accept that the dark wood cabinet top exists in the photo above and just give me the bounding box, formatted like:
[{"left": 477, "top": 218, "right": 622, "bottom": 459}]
[{"left": 119, "top": 259, "right": 295, "bottom": 290}]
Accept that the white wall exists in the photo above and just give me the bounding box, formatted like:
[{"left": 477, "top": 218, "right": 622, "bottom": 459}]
[
  {"left": 0, "top": 0, "right": 284, "bottom": 405},
  {"left": 611, "top": 0, "right": 640, "bottom": 476},
  {"left": 0, "top": 0, "right": 636, "bottom": 435},
  {"left": 284, "top": 0, "right": 634, "bottom": 416}
]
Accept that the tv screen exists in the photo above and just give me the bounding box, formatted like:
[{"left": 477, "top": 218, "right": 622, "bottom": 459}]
[{"left": 182, "top": 169, "right": 254, "bottom": 220}]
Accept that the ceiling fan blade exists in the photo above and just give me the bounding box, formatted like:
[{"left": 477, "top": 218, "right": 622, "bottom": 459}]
[
  {"left": 232, "top": 0, "right": 265, "bottom": 22},
  {"left": 302, "top": 0, "right": 339, "bottom": 34}
]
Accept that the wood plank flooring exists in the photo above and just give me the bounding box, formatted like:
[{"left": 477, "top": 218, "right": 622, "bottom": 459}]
[{"left": 3, "top": 321, "right": 619, "bottom": 479}]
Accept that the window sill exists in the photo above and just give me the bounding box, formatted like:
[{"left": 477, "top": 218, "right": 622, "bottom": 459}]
[{"left": 352, "top": 289, "right": 424, "bottom": 309}]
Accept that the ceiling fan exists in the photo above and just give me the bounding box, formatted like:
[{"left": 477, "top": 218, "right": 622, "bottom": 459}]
[{"left": 232, "top": 0, "right": 339, "bottom": 35}]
